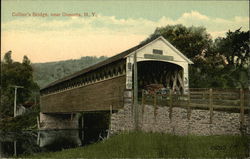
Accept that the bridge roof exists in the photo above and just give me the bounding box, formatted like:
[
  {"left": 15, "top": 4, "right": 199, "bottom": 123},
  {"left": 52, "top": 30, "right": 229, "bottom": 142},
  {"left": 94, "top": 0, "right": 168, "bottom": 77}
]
[{"left": 41, "top": 35, "right": 192, "bottom": 91}]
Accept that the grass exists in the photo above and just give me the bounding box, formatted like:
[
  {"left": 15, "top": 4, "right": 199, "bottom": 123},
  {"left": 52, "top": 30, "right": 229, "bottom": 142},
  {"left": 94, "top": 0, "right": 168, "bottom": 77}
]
[{"left": 25, "top": 131, "right": 249, "bottom": 158}]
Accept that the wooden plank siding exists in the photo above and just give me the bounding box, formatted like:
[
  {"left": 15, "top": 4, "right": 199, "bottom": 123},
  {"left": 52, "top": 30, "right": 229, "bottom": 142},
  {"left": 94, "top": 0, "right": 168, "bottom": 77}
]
[{"left": 41, "top": 75, "right": 126, "bottom": 113}]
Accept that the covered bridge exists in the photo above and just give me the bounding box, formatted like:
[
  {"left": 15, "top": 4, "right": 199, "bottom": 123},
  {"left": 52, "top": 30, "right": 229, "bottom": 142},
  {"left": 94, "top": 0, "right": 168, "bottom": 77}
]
[{"left": 40, "top": 36, "right": 193, "bottom": 114}]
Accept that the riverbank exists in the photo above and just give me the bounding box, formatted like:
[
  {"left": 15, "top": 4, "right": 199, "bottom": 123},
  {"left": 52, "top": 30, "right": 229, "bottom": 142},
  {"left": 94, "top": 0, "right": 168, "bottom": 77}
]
[
  {"left": 26, "top": 132, "right": 249, "bottom": 158},
  {"left": 0, "top": 109, "right": 38, "bottom": 131}
]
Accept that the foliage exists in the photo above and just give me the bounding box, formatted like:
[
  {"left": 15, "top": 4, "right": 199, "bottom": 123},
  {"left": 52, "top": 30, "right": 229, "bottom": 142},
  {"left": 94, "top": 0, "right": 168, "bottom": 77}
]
[
  {"left": 202, "top": 28, "right": 250, "bottom": 88},
  {"left": 215, "top": 28, "right": 249, "bottom": 68},
  {"left": 208, "top": 28, "right": 250, "bottom": 88},
  {"left": 32, "top": 56, "right": 107, "bottom": 88},
  {"left": 26, "top": 132, "right": 249, "bottom": 158},
  {"left": 0, "top": 105, "right": 39, "bottom": 131},
  {"left": 0, "top": 51, "right": 39, "bottom": 118}
]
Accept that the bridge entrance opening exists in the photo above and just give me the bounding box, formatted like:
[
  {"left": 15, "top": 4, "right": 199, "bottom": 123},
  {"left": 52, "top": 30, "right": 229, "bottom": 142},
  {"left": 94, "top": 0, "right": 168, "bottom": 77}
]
[{"left": 136, "top": 61, "right": 184, "bottom": 95}]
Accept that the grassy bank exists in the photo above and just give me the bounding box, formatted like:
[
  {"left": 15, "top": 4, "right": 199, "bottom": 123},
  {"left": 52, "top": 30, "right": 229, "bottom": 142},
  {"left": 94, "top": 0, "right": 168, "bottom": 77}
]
[{"left": 27, "top": 132, "right": 249, "bottom": 158}]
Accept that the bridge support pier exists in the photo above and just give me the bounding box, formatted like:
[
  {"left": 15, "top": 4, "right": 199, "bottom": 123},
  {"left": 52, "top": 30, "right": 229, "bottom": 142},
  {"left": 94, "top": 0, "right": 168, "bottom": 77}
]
[
  {"left": 39, "top": 113, "right": 80, "bottom": 130},
  {"left": 110, "top": 89, "right": 135, "bottom": 134}
]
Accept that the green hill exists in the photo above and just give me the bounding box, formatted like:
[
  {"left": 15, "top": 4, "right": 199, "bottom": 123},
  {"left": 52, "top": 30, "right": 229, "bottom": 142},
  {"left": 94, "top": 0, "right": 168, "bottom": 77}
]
[{"left": 32, "top": 56, "right": 108, "bottom": 89}]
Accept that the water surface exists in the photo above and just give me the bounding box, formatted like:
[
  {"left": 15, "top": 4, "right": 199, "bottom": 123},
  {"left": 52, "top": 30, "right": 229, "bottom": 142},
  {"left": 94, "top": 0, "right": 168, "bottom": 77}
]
[{"left": 0, "top": 128, "right": 107, "bottom": 157}]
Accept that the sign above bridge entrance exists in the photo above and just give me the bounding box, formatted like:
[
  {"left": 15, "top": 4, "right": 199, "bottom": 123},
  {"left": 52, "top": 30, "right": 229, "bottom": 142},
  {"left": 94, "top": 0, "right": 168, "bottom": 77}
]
[{"left": 144, "top": 54, "right": 174, "bottom": 61}]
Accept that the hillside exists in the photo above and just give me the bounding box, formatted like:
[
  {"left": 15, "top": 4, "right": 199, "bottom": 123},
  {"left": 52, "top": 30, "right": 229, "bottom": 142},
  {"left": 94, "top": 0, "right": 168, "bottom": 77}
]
[{"left": 32, "top": 56, "right": 108, "bottom": 89}]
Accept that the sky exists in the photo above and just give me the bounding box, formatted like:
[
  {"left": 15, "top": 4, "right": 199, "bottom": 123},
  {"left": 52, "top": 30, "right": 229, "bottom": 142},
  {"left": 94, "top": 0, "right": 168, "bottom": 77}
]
[{"left": 1, "top": 0, "right": 249, "bottom": 63}]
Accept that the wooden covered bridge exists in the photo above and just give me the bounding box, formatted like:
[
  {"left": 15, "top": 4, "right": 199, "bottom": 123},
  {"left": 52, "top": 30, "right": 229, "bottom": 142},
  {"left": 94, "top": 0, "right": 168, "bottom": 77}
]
[
  {"left": 39, "top": 36, "right": 193, "bottom": 130},
  {"left": 40, "top": 36, "right": 192, "bottom": 113}
]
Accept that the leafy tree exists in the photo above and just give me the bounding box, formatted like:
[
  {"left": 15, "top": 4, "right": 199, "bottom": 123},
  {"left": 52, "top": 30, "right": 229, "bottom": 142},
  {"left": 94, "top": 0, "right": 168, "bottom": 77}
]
[
  {"left": 189, "top": 29, "right": 249, "bottom": 89},
  {"left": 3, "top": 51, "right": 13, "bottom": 64},
  {"left": 215, "top": 28, "right": 249, "bottom": 68},
  {"left": 0, "top": 51, "right": 39, "bottom": 118},
  {"left": 211, "top": 28, "right": 250, "bottom": 88},
  {"left": 23, "top": 55, "right": 31, "bottom": 66}
]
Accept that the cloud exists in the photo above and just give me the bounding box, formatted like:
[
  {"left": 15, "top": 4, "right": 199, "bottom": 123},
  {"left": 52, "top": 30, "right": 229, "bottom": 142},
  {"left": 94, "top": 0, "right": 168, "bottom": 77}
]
[
  {"left": 182, "top": 11, "right": 210, "bottom": 21},
  {"left": 1, "top": 11, "right": 249, "bottom": 62}
]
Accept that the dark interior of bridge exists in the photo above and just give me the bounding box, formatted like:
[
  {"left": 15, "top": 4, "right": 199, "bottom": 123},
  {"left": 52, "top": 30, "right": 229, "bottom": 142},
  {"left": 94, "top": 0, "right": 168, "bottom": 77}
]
[{"left": 136, "top": 61, "right": 184, "bottom": 95}]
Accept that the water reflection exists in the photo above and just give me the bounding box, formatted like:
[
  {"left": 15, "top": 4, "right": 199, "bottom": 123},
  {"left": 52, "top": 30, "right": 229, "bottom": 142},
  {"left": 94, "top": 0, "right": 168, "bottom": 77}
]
[
  {"left": 38, "top": 130, "right": 82, "bottom": 150},
  {"left": 0, "top": 128, "right": 107, "bottom": 157},
  {"left": 0, "top": 131, "right": 40, "bottom": 157}
]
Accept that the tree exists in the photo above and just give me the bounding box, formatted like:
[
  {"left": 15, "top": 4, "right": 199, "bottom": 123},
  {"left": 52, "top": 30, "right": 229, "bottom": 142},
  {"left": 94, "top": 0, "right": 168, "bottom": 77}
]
[
  {"left": 0, "top": 51, "right": 39, "bottom": 117},
  {"left": 3, "top": 51, "right": 13, "bottom": 64},
  {"left": 23, "top": 55, "right": 31, "bottom": 66},
  {"left": 215, "top": 28, "right": 249, "bottom": 68},
  {"left": 212, "top": 28, "right": 250, "bottom": 88}
]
